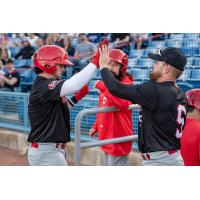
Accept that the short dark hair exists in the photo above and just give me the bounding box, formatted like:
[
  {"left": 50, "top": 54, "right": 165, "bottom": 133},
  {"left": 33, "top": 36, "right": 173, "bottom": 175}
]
[
  {"left": 34, "top": 67, "right": 43, "bottom": 75},
  {"left": 6, "top": 58, "right": 14, "bottom": 64},
  {"left": 79, "top": 33, "right": 87, "bottom": 37}
]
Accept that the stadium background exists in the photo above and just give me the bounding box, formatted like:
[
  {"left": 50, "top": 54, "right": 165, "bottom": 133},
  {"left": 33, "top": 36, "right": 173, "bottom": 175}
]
[{"left": 0, "top": 33, "right": 199, "bottom": 164}]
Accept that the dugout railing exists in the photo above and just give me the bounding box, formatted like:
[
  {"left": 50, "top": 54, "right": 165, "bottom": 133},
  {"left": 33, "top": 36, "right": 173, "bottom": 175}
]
[{"left": 74, "top": 104, "right": 140, "bottom": 166}]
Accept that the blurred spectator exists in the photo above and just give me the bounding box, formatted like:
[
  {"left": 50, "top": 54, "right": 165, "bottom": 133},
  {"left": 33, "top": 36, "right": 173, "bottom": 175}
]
[
  {"left": 45, "top": 33, "right": 64, "bottom": 47},
  {"left": 110, "top": 33, "right": 131, "bottom": 54},
  {"left": 0, "top": 48, "right": 10, "bottom": 65},
  {"left": 35, "top": 38, "right": 45, "bottom": 48},
  {"left": 35, "top": 33, "right": 48, "bottom": 41},
  {"left": 63, "top": 37, "right": 75, "bottom": 57},
  {"left": 0, "top": 60, "right": 5, "bottom": 87},
  {"left": 14, "top": 40, "right": 35, "bottom": 59},
  {"left": 0, "top": 59, "right": 20, "bottom": 92},
  {"left": 151, "top": 33, "right": 166, "bottom": 41},
  {"left": 75, "top": 33, "right": 96, "bottom": 69},
  {"left": 54, "top": 33, "right": 65, "bottom": 48},
  {"left": 27, "top": 33, "right": 39, "bottom": 46},
  {"left": 0, "top": 34, "right": 10, "bottom": 48},
  {"left": 87, "top": 33, "right": 101, "bottom": 43},
  {"left": 67, "top": 33, "right": 79, "bottom": 48},
  {"left": 131, "top": 33, "right": 149, "bottom": 49},
  {"left": 62, "top": 37, "right": 76, "bottom": 78},
  {"left": 45, "top": 33, "right": 55, "bottom": 45},
  {"left": 10, "top": 33, "right": 26, "bottom": 47}
]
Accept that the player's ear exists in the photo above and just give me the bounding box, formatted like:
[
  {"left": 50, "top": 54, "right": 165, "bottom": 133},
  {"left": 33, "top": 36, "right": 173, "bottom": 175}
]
[{"left": 163, "top": 64, "right": 170, "bottom": 74}]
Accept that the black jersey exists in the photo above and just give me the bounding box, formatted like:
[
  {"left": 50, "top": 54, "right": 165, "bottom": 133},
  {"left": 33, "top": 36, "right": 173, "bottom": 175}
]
[
  {"left": 27, "top": 76, "right": 70, "bottom": 143},
  {"left": 101, "top": 69, "right": 188, "bottom": 153}
]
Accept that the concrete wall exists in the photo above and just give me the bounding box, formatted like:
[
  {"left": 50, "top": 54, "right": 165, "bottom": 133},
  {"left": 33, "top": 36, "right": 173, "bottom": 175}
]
[{"left": 0, "top": 128, "right": 142, "bottom": 166}]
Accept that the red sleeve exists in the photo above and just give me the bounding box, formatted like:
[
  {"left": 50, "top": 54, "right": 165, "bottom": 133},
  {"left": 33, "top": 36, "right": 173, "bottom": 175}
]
[
  {"left": 198, "top": 133, "right": 200, "bottom": 162},
  {"left": 95, "top": 80, "right": 106, "bottom": 92},
  {"left": 92, "top": 120, "right": 98, "bottom": 132}
]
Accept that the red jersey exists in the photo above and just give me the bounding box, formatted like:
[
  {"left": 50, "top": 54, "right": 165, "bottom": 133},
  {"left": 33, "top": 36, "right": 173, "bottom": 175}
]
[
  {"left": 180, "top": 118, "right": 200, "bottom": 166},
  {"left": 92, "top": 75, "right": 133, "bottom": 156}
]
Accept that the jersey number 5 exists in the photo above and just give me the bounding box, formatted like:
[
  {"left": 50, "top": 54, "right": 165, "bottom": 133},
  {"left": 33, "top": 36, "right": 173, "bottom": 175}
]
[{"left": 176, "top": 104, "right": 186, "bottom": 139}]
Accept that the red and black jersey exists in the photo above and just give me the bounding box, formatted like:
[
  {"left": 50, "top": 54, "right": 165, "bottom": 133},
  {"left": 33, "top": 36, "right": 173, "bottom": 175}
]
[
  {"left": 181, "top": 118, "right": 200, "bottom": 166},
  {"left": 101, "top": 68, "right": 188, "bottom": 153},
  {"left": 27, "top": 76, "right": 70, "bottom": 143}
]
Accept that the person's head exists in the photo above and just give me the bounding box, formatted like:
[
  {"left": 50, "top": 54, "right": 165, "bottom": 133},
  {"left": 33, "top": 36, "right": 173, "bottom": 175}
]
[
  {"left": 148, "top": 47, "right": 187, "bottom": 82},
  {"left": 33, "top": 45, "right": 74, "bottom": 79},
  {"left": 6, "top": 59, "right": 15, "bottom": 71},
  {"left": 36, "top": 38, "right": 45, "bottom": 47},
  {"left": 108, "top": 49, "right": 128, "bottom": 81},
  {"left": 186, "top": 89, "right": 200, "bottom": 121},
  {"left": 21, "top": 40, "right": 30, "bottom": 47},
  {"left": 1, "top": 48, "right": 9, "bottom": 60},
  {"left": 63, "top": 37, "right": 72, "bottom": 49},
  {"left": 79, "top": 33, "right": 88, "bottom": 42}
]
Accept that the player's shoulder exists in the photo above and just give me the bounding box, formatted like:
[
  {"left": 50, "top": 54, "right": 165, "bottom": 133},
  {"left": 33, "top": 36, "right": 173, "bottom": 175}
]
[{"left": 186, "top": 118, "right": 200, "bottom": 131}]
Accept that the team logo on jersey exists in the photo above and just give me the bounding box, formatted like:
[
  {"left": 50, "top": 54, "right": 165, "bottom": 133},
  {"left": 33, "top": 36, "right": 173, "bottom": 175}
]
[{"left": 48, "top": 80, "right": 62, "bottom": 90}]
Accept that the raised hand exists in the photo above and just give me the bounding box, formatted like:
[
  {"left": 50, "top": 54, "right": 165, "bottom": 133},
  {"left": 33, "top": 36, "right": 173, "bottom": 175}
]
[
  {"left": 99, "top": 44, "right": 110, "bottom": 70},
  {"left": 91, "top": 39, "right": 109, "bottom": 67}
]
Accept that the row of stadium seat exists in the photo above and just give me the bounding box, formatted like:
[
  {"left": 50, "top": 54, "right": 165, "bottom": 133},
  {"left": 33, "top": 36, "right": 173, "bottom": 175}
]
[
  {"left": 129, "top": 47, "right": 200, "bottom": 58},
  {"left": 12, "top": 56, "right": 200, "bottom": 70}
]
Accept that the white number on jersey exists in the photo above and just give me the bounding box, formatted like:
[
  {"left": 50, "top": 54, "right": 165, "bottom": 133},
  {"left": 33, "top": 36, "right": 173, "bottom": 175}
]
[{"left": 175, "top": 104, "right": 186, "bottom": 139}]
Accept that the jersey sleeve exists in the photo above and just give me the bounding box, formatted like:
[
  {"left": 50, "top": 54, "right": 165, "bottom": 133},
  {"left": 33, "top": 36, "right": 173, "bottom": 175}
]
[
  {"left": 38, "top": 79, "right": 65, "bottom": 103},
  {"left": 92, "top": 120, "right": 98, "bottom": 132},
  {"left": 100, "top": 68, "right": 157, "bottom": 111}
]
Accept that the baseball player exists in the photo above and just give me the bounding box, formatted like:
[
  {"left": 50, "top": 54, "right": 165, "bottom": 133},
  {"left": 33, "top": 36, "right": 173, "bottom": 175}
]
[
  {"left": 181, "top": 89, "right": 200, "bottom": 166},
  {"left": 99, "top": 44, "right": 188, "bottom": 166},
  {"left": 27, "top": 40, "right": 108, "bottom": 166},
  {"left": 89, "top": 49, "right": 133, "bottom": 166}
]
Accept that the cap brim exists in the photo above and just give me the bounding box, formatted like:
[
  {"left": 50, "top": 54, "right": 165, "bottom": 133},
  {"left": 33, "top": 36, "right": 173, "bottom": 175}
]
[
  {"left": 59, "top": 60, "right": 74, "bottom": 66},
  {"left": 148, "top": 53, "right": 164, "bottom": 61}
]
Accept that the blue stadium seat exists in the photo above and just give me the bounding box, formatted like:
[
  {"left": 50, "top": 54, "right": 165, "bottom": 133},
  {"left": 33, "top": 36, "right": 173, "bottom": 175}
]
[
  {"left": 131, "top": 68, "right": 150, "bottom": 81},
  {"left": 185, "top": 57, "right": 193, "bottom": 68},
  {"left": 129, "top": 49, "right": 144, "bottom": 58},
  {"left": 20, "top": 69, "right": 36, "bottom": 85},
  {"left": 128, "top": 58, "right": 137, "bottom": 68},
  {"left": 177, "top": 82, "right": 193, "bottom": 92},
  {"left": 170, "top": 34, "right": 184, "bottom": 40},
  {"left": 137, "top": 58, "right": 154, "bottom": 68},
  {"left": 181, "top": 47, "right": 199, "bottom": 57},
  {"left": 166, "top": 40, "right": 183, "bottom": 48},
  {"left": 183, "top": 40, "right": 199, "bottom": 47},
  {"left": 193, "top": 58, "right": 200, "bottom": 66},
  {"left": 93, "top": 69, "right": 101, "bottom": 79},
  {"left": 184, "top": 33, "right": 200, "bottom": 40},
  {"left": 88, "top": 80, "right": 98, "bottom": 90},
  {"left": 9, "top": 47, "right": 21, "bottom": 57},
  {"left": 25, "top": 59, "right": 33, "bottom": 67},
  {"left": 149, "top": 41, "right": 166, "bottom": 48},
  {"left": 178, "top": 69, "right": 191, "bottom": 81},
  {"left": 142, "top": 48, "right": 154, "bottom": 58},
  {"left": 14, "top": 59, "right": 28, "bottom": 68},
  {"left": 190, "top": 69, "right": 200, "bottom": 80}
]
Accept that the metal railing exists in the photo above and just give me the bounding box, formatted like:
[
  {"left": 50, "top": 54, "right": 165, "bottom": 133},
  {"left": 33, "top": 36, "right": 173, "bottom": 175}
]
[
  {"left": 74, "top": 104, "right": 140, "bottom": 166},
  {"left": 0, "top": 91, "right": 30, "bottom": 132}
]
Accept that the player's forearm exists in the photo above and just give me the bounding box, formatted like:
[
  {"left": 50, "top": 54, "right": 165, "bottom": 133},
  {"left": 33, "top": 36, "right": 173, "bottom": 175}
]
[
  {"left": 100, "top": 68, "right": 135, "bottom": 102},
  {"left": 60, "top": 63, "right": 96, "bottom": 97}
]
